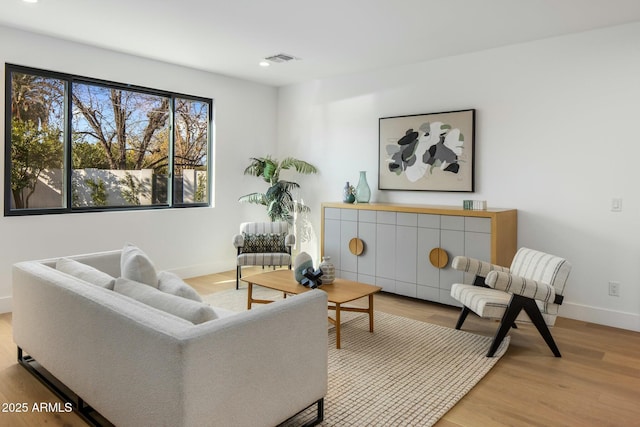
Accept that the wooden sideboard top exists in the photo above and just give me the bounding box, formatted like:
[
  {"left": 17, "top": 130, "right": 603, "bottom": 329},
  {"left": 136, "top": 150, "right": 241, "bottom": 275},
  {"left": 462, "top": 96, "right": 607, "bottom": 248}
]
[{"left": 321, "top": 202, "right": 516, "bottom": 218}]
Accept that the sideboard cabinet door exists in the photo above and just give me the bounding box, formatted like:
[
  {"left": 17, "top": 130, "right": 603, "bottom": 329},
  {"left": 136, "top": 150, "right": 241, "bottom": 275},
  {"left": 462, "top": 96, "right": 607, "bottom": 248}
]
[
  {"left": 356, "top": 210, "right": 377, "bottom": 284},
  {"left": 375, "top": 211, "right": 396, "bottom": 292},
  {"left": 323, "top": 208, "right": 342, "bottom": 273},
  {"left": 395, "top": 213, "right": 418, "bottom": 298},
  {"left": 417, "top": 214, "right": 441, "bottom": 301},
  {"left": 339, "top": 209, "right": 358, "bottom": 280}
]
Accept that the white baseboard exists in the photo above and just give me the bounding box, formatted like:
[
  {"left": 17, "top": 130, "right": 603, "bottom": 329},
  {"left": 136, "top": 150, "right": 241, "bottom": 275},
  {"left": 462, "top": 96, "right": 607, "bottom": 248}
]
[
  {"left": 0, "top": 296, "right": 12, "bottom": 314},
  {"left": 561, "top": 302, "right": 640, "bottom": 332}
]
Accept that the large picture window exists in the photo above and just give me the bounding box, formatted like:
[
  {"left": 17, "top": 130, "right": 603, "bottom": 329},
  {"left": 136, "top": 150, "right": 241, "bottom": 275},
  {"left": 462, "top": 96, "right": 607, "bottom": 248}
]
[{"left": 5, "top": 64, "right": 213, "bottom": 215}]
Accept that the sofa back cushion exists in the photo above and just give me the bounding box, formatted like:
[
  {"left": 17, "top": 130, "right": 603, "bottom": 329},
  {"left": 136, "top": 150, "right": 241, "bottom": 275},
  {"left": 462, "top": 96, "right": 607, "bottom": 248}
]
[
  {"left": 157, "top": 271, "right": 203, "bottom": 302},
  {"left": 114, "top": 277, "right": 216, "bottom": 324},
  {"left": 56, "top": 258, "right": 116, "bottom": 290},
  {"left": 121, "top": 243, "right": 158, "bottom": 287}
]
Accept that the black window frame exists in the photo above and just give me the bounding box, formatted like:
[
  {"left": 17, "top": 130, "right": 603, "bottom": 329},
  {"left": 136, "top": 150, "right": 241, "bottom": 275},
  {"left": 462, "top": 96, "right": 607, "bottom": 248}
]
[{"left": 4, "top": 63, "right": 213, "bottom": 216}]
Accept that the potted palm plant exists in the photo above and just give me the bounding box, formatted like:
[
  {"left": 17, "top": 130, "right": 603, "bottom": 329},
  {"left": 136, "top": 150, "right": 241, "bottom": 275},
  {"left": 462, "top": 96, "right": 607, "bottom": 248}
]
[{"left": 239, "top": 156, "right": 318, "bottom": 224}]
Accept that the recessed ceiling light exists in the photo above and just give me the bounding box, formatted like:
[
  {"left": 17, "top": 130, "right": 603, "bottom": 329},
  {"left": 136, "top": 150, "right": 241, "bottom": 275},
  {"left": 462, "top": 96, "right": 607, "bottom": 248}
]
[
  {"left": 23, "top": 0, "right": 38, "bottom": 3},
  {"left": 259, "top": 61, "right": 270, "bottom": 67}
]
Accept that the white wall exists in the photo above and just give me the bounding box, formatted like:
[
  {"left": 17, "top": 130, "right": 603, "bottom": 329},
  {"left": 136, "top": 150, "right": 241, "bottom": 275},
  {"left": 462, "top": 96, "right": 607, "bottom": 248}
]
[
  {"left": 0, "top": 25, "right": 278, "bottom": 312},
  {"left": 277, "top": 22, "right": 640, "bottom": 331}
]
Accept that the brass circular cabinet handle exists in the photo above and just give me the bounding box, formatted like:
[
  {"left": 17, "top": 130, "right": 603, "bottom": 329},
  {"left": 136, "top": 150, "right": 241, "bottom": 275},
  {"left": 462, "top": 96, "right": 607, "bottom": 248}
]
[
  {"left": 429, "top": 247, "right": 448, "bottom": 269},
  {"left": 348, "top": 238, "right": 365, "bottom": 256}
]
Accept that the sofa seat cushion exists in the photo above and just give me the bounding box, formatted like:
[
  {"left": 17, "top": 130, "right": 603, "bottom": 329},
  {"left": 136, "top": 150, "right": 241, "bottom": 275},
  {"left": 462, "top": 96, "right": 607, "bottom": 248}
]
[
  {"left": 121, "top": 243, "right": 158, "bottom": 287},
  {"left": 451, "top": 283, "right": 532, "bottom": 322},
  {"left": 157, "top": 271, "right": 203, "bottom": 302},
  {"left": 237, "top": 253, "right": 291, "bottom": 267},
  {"left": 114, "top": 277, "right": 217, "bottom": 324},
  {"left": 56, "top": 258, "right": 116, "bottom": 290}
]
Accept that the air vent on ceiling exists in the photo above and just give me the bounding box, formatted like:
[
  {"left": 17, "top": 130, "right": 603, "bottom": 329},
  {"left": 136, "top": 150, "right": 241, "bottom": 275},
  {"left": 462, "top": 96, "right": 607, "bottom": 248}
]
[{"left": 264, "top": 53, "right": 299, "bottom": 63}]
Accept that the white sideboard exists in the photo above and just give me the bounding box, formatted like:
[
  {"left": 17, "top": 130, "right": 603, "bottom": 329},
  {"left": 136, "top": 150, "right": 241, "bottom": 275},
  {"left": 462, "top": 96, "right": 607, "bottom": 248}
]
[{"left": 321, "top": 202, "right": 517, "bottom": 306}]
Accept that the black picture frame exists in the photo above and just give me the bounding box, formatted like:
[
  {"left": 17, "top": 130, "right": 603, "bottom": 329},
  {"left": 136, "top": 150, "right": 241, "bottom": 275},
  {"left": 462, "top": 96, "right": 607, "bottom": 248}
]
[{"left": 378, "top": 109, "right": 475, "bottom": 192}]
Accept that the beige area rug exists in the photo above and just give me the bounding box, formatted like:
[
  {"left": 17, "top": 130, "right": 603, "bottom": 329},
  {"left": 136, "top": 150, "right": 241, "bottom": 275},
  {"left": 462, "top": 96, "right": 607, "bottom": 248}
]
[
  {"left": 204, "top": 288, "right": 509, "bottom": 427},
  {"left": 204, "top": 285, "right": 293, "bottom": 312}
]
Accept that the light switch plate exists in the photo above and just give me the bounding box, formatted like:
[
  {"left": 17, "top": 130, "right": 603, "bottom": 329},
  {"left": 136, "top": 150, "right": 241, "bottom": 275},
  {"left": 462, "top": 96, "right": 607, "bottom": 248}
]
[{"left": 611, "top": 198, "right": 622, "bottom": 212}]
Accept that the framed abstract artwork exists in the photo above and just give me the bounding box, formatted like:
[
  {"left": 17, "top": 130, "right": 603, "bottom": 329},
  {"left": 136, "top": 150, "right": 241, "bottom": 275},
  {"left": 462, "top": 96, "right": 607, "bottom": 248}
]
[{"left": 378, "top": 109, "right": 475, "bottom": 192}]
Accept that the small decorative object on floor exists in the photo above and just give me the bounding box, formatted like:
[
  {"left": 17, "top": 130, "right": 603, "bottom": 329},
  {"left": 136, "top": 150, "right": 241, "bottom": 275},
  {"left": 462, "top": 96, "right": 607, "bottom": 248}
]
[
  {"left": 343, "top": 182, "right": 356, "bottom": 204},
  {"left": 301, "top": 267, "right": 323, "bottom": 288},
  {"left": 294, "top": 252, "right": 314, "bottom": 283},
  {"left": 319, "top": 256, "right": 335, "bottom": 284},
  {"left": 355, "top": 171, "right": 371, "bottom": 203}
]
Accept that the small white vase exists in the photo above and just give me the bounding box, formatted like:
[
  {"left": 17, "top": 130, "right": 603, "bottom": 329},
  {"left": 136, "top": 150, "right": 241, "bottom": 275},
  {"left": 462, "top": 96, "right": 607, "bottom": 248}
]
[{"left": 319, "top": 256, "right": 335, "bottom": 284}]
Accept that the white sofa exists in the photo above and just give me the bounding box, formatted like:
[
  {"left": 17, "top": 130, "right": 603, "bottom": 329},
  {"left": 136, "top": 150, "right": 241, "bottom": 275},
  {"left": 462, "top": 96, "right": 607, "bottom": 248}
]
[{"left": 12, "top": 249, "right": 328, "bottom": 427}]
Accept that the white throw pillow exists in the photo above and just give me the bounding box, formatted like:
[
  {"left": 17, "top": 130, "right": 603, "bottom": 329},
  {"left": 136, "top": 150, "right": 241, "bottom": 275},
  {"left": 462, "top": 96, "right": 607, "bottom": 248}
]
[
  {"left": 114, "top": 277, "right": 216, "bottom": 324},
  {"left": 56, "top": 258, "right": 116, "bottom": 290},
  {"left": 157, "top": 271, "right": 203, "bottom": 302},
  {"left": 120, "top": 243, "right": 158, "bottom": 287}
]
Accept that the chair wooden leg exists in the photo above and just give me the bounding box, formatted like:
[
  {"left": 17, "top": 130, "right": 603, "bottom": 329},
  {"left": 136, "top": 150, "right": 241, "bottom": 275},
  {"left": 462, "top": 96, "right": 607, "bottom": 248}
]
[
  {"left": 236, "top": 266, "right": 240, "bottom": 290},
  {"left": 521, "top": 296, "right": 562, "bottom": 357},
  {"left": 487, "top": 294, "right": 561, "bottom": 357},
  {"left": 455, "top": 306, "right": 471, "bottom": 330},
  {"left": 487, "top": 295, "right": 522, "bottom": 357}
]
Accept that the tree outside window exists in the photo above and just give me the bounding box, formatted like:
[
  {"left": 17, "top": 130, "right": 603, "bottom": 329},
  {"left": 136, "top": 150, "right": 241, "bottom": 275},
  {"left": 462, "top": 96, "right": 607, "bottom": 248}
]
[
  {"left": 174, "top": 98, "right": 209, "bottom": 205},
  {"left": 71, "top": 83, "right": 169, "bottom": 207},
  {"left": 9, "top": 73, "right": 65, "bottom": 210}
]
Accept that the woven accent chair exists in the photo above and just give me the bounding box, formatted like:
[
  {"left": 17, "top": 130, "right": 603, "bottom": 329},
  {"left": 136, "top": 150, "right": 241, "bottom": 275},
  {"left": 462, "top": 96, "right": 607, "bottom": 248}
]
[
  {"left": 233, "top": 222, "right": 295, "bottom": 289},
  {"left": 450, "top": 247, "right": 571, "bottom": 357}
]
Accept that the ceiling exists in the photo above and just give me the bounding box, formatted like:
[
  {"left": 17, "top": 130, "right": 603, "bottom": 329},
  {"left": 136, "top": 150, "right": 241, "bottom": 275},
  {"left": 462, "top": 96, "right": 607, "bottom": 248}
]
[{"left": 3, "top": 0, "right": 640, "bottom": 87}]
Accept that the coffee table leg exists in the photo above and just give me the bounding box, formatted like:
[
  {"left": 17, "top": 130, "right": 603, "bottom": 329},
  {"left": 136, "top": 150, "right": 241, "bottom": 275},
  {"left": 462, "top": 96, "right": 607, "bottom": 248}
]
[
  {"left": 247, "top": 282, "right": 253, "bottom": 310},
  {"left": 335, "top": 303, "right": 341, "bottom": 349},
  {"left": 369, "top": 294, "right": 374, "bottom": 332}
]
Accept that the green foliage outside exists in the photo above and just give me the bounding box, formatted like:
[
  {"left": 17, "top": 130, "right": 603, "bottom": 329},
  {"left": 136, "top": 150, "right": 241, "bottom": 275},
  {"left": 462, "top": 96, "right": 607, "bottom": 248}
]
[
  {"left": 119, "top": 172, "right": 149, "bottom": 206},
  {"left": 85, "top": 178, "right": 108, "bottom": 206},
  {"left": 195, "top": 173, "right": 207, "bottom": 203},
  {"left": 72, "top": 140, "right": 111, "bottom": 170},
  {"left": 10, "top": 118, "right": 63, "bottom": 209}
]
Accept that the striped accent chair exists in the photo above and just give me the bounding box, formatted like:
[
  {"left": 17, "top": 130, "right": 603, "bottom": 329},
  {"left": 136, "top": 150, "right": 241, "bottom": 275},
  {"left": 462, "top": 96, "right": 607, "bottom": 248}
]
[
  {"left": 450, "top": 248, "right": 571, "bottom": 357},
  {"left": 233, "top": 222, "right": 295, "bottom": 289}
]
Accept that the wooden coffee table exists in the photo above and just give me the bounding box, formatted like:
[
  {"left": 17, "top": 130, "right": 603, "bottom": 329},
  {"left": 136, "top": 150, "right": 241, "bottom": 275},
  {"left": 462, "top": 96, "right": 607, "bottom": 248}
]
[{"left": 244, "top": 270, "right": 382, "bottom": 349}]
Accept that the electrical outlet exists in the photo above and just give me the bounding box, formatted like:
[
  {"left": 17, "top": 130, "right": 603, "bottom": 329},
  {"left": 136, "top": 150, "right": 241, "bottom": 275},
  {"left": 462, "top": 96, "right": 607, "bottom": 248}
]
[
  {"left": 611, "top": 198, "right": 622, "bottom": 212},
  {"left": 608, "top": 281, "right": 620, "bottom": 297}
]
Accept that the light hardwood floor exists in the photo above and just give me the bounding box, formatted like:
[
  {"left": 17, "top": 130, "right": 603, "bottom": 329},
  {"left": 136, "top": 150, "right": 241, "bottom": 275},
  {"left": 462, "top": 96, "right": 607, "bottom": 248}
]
[{"left": 1, "top": 268, "right": 639, "bottom": 426}]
